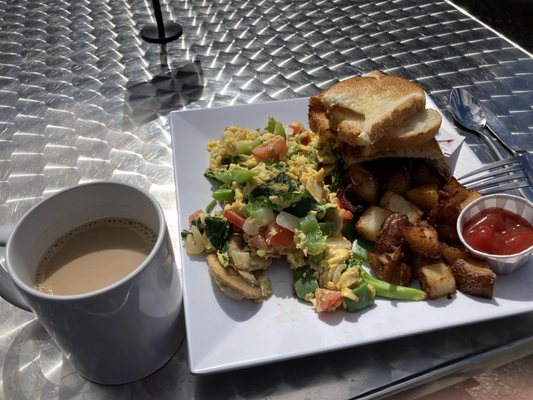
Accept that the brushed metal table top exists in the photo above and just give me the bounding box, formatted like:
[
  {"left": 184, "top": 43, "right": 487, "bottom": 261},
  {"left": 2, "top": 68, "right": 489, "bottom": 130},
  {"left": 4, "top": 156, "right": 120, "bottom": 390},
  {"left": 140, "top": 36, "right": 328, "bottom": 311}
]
[{"left": 0, "top": 0, "right": 532, "bottom": 399}]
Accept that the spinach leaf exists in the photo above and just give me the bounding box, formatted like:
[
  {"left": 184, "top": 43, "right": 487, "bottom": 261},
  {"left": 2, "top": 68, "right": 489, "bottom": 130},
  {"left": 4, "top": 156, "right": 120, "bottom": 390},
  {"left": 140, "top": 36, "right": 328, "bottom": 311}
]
[
  {"left": 251, "top": 172, "right": 298, "bottom": 198},
  {"left": 285, "top": 195, "right": 318, "bottom": 217},
  {"left": 329, "top": 150, "right": 345, "bottom": 192},
  {"left": 204, "top": 216, "right": 231, "bottom": 251}
]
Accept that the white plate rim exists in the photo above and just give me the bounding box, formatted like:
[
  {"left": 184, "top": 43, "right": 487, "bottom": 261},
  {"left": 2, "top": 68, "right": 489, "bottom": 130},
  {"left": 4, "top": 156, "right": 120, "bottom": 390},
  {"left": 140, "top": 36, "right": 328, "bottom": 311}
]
[{"left": 170, "top": 97, "right": 533, "bottom": 374}]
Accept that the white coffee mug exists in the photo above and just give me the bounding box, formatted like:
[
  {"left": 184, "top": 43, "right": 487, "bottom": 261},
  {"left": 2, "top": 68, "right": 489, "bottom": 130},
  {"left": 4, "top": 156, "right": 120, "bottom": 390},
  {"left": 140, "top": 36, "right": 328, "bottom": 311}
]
[{"left": 0, "top": 182, "right": 184, "bottom": 385}]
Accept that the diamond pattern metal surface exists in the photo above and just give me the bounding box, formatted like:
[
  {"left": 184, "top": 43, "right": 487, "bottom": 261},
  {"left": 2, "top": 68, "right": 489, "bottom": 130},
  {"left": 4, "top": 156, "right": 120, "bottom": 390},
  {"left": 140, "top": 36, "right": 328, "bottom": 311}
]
[{"left": 0, "top": 0, "right": 532, "bottom": 398}]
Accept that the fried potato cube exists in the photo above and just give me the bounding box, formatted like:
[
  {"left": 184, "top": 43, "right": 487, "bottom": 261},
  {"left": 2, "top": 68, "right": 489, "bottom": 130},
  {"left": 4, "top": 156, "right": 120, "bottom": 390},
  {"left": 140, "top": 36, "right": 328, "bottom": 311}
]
[
  {"left": 368, "top": 250, "right": 412, "bottom": 286},
  {"left": 379, "top": 191, "right": 422, "bottom": 224},
  {"left": 419, "top": 262, "right": 456, "bottom": 299},
  {"left": 411, "top": 253, "right": 438, "bottom": 279},
  {"left": 355, "top": 206, "right": 392, "bottom": 242},
  {"left": 460, "top": 189, "right": 482, "bottom": 210},
  {"left": 347, "top": 164, "right": 380, "bottom": 204},
  {"left": 442, "top": 244, "right": 491, "bottom": 269},
  {"left": 405, "top": 184, "right": 439, "bottom": 213},
  {"left": 441, "top": 179, "right": 480, "bottom": 210},
  {"left": 465, "top": 257, "right": 492, "bottom": 269},
  {"left": 443, "top": 177, "right": 470, "bottom": 199},
  {"left": 450, "top": 259, "right": 496, "bottom": 299},
  {"left": 400, "top": 225, "right": 442, "bottom": 258},
  {"left": 383, "top": 165, "right": 410, "bottom": 195},
  {"left": 442, "top": 244, "right": 470, "bottom": 265},
  {"left": 436, "top": 223, "right": 460, "bottom": 244}
]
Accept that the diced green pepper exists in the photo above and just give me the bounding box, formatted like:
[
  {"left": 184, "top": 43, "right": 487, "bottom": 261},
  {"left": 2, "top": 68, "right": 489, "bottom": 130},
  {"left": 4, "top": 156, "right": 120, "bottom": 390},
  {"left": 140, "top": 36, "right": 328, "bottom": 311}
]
[
  {"left": 299, "top": 215, "right": 327, "bottom": 255},
  {"left": 293, "top": 266, "right": 319, "bottom": 302},
  {"left": 236, "top": 139, "right": 261, "bottom": 155},
  {"left": 205, "top": 199, "right": 217, "bottom": 213},
  {"left": 230, "top": 168, "right": 255, "bottom": 184},
  {"left": 307, "top": 253, "right": 323, "bottom": 267},
  {"left": 265, "top": 116, "right": 286, "bottom": 138},
  {"left": 205, "top": 168, "right": 255, "bottom": 185},
  {"left": 318, "top": 222, "right": 336, "bottom": 236},
  {"left": 360, "top": 268, "right": 427, "bottom": 301},
  {"left": 242, "top": 202, "right": 264, "bottom": 217},
  {"left": 343, "top": 283, "right": 375, "bottom": 312},
  {"left": 212, "top": 189, "right": 235, "bottom": 202},
  {"left": 352, "top": 238, "right": 373, "bottom": 261}
]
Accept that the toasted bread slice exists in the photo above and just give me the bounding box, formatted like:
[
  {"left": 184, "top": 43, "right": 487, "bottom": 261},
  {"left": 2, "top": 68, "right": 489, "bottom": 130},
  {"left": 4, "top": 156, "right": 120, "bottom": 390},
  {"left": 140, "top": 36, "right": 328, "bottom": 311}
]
[
  {"left": 310, "top": 71, "right": 426, "bottom": 146},
  {"left": 336, "top": 109, "right": 442, "bottom": 157},
  {"left": 370, "top": 108, "right": 441, "bottom": 147},
  {"left": 341, "top": 138, "right": 445, "bottom": 164}
]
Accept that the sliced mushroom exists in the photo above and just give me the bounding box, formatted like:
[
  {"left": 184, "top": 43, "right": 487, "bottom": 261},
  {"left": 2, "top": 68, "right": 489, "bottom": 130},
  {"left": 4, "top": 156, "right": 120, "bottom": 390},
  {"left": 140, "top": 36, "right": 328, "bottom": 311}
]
[
  {"left": 207, "top": 254, "right": 263, "bottom": 301},
  {"left": 237, "top": 270, "right": 259, "bottom": 286},
  {"left": 228, "top": 236, "right": 251, "bottom": 271}
]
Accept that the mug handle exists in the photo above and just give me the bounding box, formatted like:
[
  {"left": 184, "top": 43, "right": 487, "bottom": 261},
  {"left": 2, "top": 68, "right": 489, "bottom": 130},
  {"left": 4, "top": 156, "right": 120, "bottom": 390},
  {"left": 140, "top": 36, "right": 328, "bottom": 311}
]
[{"left": 0, "top": 224, "right": 31, "bottom": 311}]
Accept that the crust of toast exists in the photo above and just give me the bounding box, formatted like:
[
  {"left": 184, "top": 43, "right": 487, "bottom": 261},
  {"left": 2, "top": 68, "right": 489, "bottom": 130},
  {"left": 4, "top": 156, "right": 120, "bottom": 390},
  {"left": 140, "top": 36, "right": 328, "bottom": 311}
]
[
  {"left": 308, "top": 95, "right": 335, "bottom": 139},
  {"left": 340, "top": 138, "right": 445, "bottom": 164}
]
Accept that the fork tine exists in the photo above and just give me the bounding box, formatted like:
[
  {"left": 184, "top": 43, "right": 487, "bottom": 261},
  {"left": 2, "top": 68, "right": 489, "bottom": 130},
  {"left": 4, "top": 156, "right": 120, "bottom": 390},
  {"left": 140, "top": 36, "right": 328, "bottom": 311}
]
[
  {"left": 459, "top": 164, "right": 524, "bottom": 186},
  {"left": 464, "top": 172, "right": 527, "bottom": 190},
  {"left": 456, "top": 153, "right": 533, "bottom": 199},
  {"left": 457, "top": 156, "right": 522, "bottom": 180},
  {"left": 477, "top": 180, "right": 532, "bottom": 194}
]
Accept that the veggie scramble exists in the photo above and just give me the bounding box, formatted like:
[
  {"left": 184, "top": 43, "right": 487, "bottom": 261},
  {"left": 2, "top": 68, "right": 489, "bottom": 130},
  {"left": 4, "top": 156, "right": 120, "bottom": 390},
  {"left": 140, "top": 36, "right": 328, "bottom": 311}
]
[{"left": 181, "top": 117, "right": 426, "bottom": 313}]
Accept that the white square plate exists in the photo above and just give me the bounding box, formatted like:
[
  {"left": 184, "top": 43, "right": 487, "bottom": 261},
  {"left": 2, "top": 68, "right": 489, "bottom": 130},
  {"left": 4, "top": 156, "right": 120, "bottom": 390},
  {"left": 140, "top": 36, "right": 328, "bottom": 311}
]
[{"left": 170, "top": 97, "right": 533, "bottom": 374}]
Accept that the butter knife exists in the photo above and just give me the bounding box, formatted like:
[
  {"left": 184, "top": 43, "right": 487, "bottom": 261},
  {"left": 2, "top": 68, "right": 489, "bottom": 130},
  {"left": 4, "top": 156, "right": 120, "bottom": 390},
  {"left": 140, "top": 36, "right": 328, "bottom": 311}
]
[
  {"left": 482, "top": 104, "right": 533, "bottom": 202},
  {"left": 483, "top": 106, "right": 524, "bottom": 157}
]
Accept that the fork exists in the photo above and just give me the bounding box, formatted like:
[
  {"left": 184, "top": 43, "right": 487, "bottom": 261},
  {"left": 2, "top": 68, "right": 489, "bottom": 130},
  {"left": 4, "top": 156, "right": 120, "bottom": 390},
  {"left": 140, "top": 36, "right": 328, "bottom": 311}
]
[{"left": 457, "top": 153, "right": 533, "bottom": 201}]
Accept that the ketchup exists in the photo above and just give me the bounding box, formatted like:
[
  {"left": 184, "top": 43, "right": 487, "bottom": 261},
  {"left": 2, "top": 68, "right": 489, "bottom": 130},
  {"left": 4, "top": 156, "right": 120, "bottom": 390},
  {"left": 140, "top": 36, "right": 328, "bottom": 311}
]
[{"left": 463, "top": 207, "right": 533, "bottom": 255}]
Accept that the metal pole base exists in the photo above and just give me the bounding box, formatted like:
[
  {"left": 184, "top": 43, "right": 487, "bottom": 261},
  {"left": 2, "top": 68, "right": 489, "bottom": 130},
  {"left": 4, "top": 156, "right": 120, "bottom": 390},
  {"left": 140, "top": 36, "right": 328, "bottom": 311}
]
[{"left": 140, "top": 22, "right": 183, "bottom": 44}]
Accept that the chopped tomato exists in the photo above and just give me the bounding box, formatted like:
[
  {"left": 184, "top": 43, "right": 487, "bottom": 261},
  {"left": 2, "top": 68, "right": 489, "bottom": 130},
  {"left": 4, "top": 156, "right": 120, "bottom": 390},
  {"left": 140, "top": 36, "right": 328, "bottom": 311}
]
[
  {"left": 188, "top": 209, "right": 204, "bottom": 225},
  {"left": 223, "top": 209, "right": 245, "bottom": 230},
  {"left": 339, "top": 208, "right": 353, "bottom": 221},
  {"left": 266, "top": 223, "right": 294, "bottom": 248},
  {"left": 315, "top": 288, "right": 343, "bottom": 313},
  {"left": 289, "top": 124, "right": 310, "bottom": 145},
  {"left": 332, "top": 198, "right": 353, "bottom": 221},
  {"left": 252, "top": 136, "right": 288, "bottom": 161},
  {"left": 289, "top": 123, "right": 303, "bottom": 135}
]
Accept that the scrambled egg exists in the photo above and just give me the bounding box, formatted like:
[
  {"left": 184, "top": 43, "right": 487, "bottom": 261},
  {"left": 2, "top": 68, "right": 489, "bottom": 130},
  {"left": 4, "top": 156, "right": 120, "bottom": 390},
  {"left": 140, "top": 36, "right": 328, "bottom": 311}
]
[{"left": 186, "top": 118, "right": 367, "bottom": 310}]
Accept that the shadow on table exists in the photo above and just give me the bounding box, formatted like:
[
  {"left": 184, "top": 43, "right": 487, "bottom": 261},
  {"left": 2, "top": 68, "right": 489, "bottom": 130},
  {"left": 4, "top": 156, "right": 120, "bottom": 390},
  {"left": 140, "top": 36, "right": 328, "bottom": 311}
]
[{"left": 123, "top": 44, "right": 204, "bottom": 128}]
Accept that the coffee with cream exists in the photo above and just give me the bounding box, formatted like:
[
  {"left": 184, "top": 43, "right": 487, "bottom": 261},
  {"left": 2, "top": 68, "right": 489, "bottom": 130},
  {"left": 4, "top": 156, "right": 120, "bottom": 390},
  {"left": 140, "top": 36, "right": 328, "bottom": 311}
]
[{"left": 35, "top": 217, "right": 156, "bottom": 295}]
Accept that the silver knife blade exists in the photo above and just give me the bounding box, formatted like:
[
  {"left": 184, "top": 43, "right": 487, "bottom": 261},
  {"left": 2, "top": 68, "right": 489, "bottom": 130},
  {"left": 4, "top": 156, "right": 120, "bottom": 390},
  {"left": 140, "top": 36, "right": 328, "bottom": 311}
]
[
  {"left": 483, "top": 105, "right": 524, "bottom": 155},
  {"left": 477, "top": 103, "right": 532, "bottom": 201}
]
